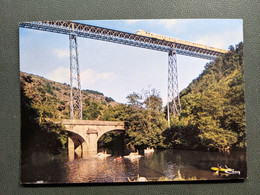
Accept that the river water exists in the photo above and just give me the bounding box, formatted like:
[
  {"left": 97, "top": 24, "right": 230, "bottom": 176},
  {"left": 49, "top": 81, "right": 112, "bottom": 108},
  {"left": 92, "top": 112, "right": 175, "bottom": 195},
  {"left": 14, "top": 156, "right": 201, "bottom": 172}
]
[{"left": 21, "top": 149, "right": 247, "bottom": 184}]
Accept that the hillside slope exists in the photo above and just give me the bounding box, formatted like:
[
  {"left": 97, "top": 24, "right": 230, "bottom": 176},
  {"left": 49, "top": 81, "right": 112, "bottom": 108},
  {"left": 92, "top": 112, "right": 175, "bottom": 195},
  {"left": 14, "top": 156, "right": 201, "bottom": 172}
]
[
  {"left": 20, "top": 72, "right": 117, "bottom": 122},
  {"left": 165, "top": 42, "right": 245, "bottom": 151}
]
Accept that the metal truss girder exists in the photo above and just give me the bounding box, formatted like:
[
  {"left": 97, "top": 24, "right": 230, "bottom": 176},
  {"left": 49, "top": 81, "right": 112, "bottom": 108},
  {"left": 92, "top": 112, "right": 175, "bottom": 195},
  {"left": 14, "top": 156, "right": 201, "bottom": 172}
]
[
  {"left": 69, "top": 34, "right": 82, "bottom": 120},
  {"left": 20, "top": 22, "right": 220, "bottom": 61},
  {"left": 75, "top": 31, "right": 171, "bottom": 52},
  {"left": 175, "top": 49, "right": 217, "bottom": 60}
]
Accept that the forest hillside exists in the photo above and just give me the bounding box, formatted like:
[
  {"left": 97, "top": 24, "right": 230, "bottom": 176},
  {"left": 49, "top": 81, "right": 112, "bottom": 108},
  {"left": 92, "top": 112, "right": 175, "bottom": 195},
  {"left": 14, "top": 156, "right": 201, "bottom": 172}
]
[{"left": 164, "top": 42, "right": 245, "bottom": 151}]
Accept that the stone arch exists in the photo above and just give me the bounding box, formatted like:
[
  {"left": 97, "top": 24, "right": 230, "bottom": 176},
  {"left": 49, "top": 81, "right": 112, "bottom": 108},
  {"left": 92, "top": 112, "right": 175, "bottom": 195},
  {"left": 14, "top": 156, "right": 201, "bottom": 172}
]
[
  {"left": 65, "top": 128, "right": 86, "bottom": 143},
  {"left": 97, "top": 128, "right": 125, "bottom": 141},
  {"left": 68, "top": 131, "right": 86, "bottom": 149},
  {"left": 66, "top": 131, "right": 88, "bottom": 160}
]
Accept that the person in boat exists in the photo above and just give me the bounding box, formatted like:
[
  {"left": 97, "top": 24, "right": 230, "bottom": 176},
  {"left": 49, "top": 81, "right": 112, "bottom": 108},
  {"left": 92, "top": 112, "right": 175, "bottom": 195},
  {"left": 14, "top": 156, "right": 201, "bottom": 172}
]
[
  {"left": 224, "top": 165, "right": 234, "bottom": 172},
  {"left": 116, "top": 156, "right": 122, "bottom": 161},
  {"left": 217, "top": 164, "right": 222, "bottom": 176}
]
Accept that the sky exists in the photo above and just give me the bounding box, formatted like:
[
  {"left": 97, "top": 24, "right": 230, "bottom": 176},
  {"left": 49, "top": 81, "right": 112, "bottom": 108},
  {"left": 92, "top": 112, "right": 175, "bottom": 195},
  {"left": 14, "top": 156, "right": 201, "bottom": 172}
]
[{"left": 20, "top": 19, "right": 243, "bottom": 105}]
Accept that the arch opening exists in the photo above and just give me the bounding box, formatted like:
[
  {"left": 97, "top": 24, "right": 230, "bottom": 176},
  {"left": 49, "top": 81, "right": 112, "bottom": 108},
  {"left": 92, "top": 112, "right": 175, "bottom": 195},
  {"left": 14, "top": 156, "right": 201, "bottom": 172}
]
[
  {"left": 67, "top": 131, "right": 87, "bottom": 159},
  {"left": 97, "top": 129, "right": 125, "bottom": 155}
]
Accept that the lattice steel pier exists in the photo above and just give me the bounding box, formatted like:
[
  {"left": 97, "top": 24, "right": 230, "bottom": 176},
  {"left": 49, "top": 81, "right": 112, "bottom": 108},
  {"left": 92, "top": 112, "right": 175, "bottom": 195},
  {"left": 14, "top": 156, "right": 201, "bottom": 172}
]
[
  {"left": 69, "top": 33, "right": 82, "bottom": 120},
  {"left": 167, "top": 46, "right": 181, "bottom": 127}
]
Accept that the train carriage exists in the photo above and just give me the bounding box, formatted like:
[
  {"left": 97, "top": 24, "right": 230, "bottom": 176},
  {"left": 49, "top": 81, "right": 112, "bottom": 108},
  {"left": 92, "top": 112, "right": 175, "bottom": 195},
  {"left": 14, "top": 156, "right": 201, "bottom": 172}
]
[{"left": 136, "top": 30, "right": 228, "bottom": 54}]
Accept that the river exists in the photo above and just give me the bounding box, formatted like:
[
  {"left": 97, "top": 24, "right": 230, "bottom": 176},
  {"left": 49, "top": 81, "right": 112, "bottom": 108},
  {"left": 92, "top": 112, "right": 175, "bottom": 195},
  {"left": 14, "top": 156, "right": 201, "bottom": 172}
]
[{"left": 21, "top": 149, "right": 247, "bottom": 184}]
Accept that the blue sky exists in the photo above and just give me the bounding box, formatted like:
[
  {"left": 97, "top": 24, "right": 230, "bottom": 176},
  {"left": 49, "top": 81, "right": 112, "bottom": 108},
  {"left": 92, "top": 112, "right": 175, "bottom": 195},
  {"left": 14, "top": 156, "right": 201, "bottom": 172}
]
[{"left": 20, "top": 19, "right": 243, "bottom": 105}]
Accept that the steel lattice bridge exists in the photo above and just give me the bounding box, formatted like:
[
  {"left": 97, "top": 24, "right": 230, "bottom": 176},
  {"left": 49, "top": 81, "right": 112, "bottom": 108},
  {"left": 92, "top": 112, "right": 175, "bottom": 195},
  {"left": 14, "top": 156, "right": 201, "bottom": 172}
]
[{"left": 19, "top": 20, "right": 227, "bottom": 126}]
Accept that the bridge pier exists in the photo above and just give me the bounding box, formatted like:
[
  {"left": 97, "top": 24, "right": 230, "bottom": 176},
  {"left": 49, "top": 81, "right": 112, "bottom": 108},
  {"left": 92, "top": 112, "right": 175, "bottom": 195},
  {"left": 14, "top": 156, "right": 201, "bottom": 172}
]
[
  {"left": 74, "top": 143, "right": 82, "bottom": 157},
  {"left": 68, "top": 137, "right": 75, "bottom": 161},
  {"left": 85, "top": 133, "right": 98, "bottom": 153},
  {"left": 67, "top": 133, "right": 98, "bottom": 159}
]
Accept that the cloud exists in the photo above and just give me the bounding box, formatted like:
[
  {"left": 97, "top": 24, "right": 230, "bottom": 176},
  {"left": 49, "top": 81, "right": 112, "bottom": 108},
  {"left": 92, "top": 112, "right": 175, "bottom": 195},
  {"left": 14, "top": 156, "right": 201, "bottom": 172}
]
[
  {"left": 125, "top": 20, "right": 140, "bottom": 25},
  {"left": 46, "top": 66, "right": 115, "bottom": 88},
  {"left": 46, "top": 66, "right": 70, "bottom": 84},
  {"left": 157, "top": 19, "right": 178, "bottom": 29},
  {"left": 80, "top": 69, "right": 114, "bottom": 87},
  {"left": 54, "top": 48, "right": 69, "bottom": 59},
  {"left": 195, "top": 29, "right": 243, "bottom": 49}
]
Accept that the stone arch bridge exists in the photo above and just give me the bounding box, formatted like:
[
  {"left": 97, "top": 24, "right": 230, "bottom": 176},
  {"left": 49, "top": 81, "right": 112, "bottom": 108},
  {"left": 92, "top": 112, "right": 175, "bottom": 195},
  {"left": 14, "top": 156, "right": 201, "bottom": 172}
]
[{"left": 61, "top": 119, "right": 124, "bottom": 159}]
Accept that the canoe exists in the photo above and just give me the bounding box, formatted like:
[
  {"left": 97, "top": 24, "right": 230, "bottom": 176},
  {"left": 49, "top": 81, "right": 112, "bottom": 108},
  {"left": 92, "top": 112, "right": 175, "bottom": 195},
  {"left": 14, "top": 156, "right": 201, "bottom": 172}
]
[
  {"left": 144, "top": 148, "right": 154, "bottom": 153},
  {"left": 124, "top": 152, "right": 142, "bottom": 159},
  {"left": 96, "top": 152, "right": 111, "bottom": 157},
  {"left": 124, "top": 154, "right": 142, "bottom": 158}
]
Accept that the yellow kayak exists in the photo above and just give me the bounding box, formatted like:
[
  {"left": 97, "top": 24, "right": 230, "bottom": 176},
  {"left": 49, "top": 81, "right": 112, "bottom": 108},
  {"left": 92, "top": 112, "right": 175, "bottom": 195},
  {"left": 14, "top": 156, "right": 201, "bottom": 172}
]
[{"left": 211, "top": 167, "right": 228, "bottom": 172}]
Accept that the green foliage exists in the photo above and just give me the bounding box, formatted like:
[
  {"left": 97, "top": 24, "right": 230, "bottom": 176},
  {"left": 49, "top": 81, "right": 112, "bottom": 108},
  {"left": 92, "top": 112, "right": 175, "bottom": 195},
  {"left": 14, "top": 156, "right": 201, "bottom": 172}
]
[
  {"left": 102, "top": 89, "right": 167, "bottom": 149},
  {"left": 45, "top": 83, "right": 54, "bottom": 95},
  {"left": 125, "top": 108, "right": 167, "bottom": 148},
  {"left": 163, "top": 117, "right": 200, "bottom": 149},
  {"left": 144, "top": 95, "right": 163, "bottom": 111},
  {"left": 98, "top": 131, "right": 124, "bottom": 149},
  {"left": 20, "top": 84, "right": 67, "bottom": 161},
  {"left": 83, "top": 99, "right": 104, "bottom": 120},
  {"left": 82, "top": 89, "right": 104, "bottom": 96},
  {"left": 102, "top": 104, "right": 130, "bottom": 121},
  {"left": 126, "top": 92, "right": 142, "bottom": 107},
  {"left": 170, "top": 42, "right": 245, "bottom": 151},
  {"left": 31, "top": 95, "right": 58, "bottom": 123},
  {"left": 105, "top": 97, "right": 115, "bottom": 103}
]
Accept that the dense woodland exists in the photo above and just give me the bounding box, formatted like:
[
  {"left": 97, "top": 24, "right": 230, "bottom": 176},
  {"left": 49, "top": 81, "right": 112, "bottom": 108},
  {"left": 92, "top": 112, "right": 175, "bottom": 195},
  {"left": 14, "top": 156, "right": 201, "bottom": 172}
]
[{"left": 21, "top": 42, "right": 245, "bottom": 158}]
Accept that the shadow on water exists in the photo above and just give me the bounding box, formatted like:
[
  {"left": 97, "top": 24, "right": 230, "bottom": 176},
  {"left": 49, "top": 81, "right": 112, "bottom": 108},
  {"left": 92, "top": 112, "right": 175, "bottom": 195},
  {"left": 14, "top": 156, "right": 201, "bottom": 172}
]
[{"left": 21, "top": 151, "right": 68, "bottom": 183}]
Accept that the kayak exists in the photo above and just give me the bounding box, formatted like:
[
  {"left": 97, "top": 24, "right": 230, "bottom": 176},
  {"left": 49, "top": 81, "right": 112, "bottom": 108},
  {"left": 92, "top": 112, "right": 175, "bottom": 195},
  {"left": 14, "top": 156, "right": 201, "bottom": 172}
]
[
  {"left": 211, "top": 167, "right": 240, "bottom": 175},
  {"left": 211, "top": 167, "right": 228, "bottom": 172}
]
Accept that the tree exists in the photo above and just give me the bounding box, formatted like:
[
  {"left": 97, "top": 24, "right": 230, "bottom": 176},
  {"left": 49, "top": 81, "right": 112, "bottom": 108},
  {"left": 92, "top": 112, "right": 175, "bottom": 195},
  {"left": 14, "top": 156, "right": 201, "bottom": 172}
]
[
  {"left": 83, "top": 99, "right": 104, "bottom": 120},
  {"left": 21, "top": 83, "right": 67, "bottom": 161},
  {"left": 228, "top": 45, "right": 235, "bottom": 52},
  {"left": 165, "top": 43, "right": 245, "bottom": 151},
  {"left": 102, "top": 90, "right": 168, "bottom": 149},
  {"left": 126, "top": 92, "right": 142, "bottom": 107},
  {"left": 143, "top": 88, "right": 163, "bottom": 112}
]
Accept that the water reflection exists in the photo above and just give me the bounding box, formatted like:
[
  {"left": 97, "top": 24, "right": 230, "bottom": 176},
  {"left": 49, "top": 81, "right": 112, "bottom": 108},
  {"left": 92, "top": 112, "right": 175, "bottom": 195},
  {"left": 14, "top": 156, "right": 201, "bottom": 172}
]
[{"left": 21, "top": 149, "right": 247, "bottom": 183}]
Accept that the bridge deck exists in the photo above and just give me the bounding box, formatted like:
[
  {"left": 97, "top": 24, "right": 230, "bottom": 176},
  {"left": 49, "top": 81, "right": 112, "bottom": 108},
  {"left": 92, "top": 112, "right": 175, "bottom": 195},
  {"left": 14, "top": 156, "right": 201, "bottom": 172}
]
[
  {"left": 19, "top": 21, "right": 226, "bottom": 60},
  {"left": 62, "top": 119, "right": 124, "bottom": 126}
]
